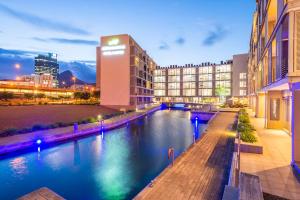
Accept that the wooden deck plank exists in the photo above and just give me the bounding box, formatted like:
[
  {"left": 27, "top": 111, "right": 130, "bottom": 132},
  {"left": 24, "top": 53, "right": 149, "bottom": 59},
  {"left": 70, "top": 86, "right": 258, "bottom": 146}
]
[{"left": 135, "top": 112, "right": 236, "bottom": 200}]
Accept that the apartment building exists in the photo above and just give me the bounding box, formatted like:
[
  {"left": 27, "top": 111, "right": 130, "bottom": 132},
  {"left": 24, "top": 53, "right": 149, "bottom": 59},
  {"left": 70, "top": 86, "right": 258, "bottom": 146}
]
[
  {"left": 154, "top": 54, "right": 248, "bottom": 104},
  {"left": 96, "top": 34, "right": 156, "bottom": 109},
  {"left": 248, "top": 0, "right": 300, "bottom": 170}
]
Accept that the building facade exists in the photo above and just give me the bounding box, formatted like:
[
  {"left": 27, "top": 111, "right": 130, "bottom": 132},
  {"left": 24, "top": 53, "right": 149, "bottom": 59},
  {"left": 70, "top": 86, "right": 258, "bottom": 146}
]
[
  {"left": 35, "top": 53, "right": 59, "bottom": 88},
  {"left": 248, "top": 0, "right": 300, "bottom": 171},
  {"left": 0, "top": 74, "right": 54, "bottom": 88},
  {"left": 154, "top": 54, "right": 248, "bottom": 104},
  {"left": 96, "top": 34, "right": 156, "bottom": 109}
]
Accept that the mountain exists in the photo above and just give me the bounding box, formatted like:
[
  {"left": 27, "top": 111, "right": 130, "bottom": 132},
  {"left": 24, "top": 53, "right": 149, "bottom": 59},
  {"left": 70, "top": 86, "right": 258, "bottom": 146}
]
[{"left": 58, "top": 70, "right": 88, "bottom": 87}]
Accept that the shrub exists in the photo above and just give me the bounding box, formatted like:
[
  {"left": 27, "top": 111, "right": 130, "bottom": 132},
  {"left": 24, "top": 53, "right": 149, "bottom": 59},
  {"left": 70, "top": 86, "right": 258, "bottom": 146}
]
[
  {"left": 87, "top": 117, "right": 97, "bottom": 123},
  {"left": 24, "top": 93, "right": 34, "bottom": 99},
  {"left": 240, "top": 132, "right": 257, "bottom": 143},
  {"left": 32, "top": 124, "right": 46, "bottom": 131},
  {"left": 0, "top": 92, "right": 14, "bottom": 101},
  {"left": 1, "top": 128, "right": 18, "bottom": 137},
  {"left": 239, "top": 114, "right": 250, "bottom": 123}
]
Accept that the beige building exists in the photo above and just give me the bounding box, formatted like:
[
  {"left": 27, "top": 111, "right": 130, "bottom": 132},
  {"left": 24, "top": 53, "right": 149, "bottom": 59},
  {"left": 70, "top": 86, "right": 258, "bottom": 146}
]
[
  {"left": 154, "top": 54, "right": 249, "bottom": 104},
  {"left": 248, "top": 0, "right": 300, "bottom": 171},
  {"left": 96, "top": 34, "right": 156, "bottom": 109},
  {"left": 0, "top": 74, "right": 54, "bottom": 88}
]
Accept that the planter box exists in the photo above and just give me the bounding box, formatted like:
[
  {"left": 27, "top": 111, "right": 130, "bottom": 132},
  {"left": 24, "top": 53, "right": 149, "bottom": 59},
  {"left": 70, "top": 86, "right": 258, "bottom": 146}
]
[{"left": 234, "top": 132, "right": 263, "bottom": 154}]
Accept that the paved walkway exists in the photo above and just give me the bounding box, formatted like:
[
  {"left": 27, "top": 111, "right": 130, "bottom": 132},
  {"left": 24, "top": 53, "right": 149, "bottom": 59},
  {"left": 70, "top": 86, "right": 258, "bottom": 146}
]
[
  {"left": 240, "top": 112, "right": 300, "bottom": 200},
  {"left": 135, "top": 112, "right": 236, "bottom": 200}
]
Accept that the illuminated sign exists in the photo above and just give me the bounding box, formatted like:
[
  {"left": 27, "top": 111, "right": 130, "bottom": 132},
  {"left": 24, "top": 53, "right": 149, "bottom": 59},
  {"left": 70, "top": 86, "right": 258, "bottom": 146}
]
[
  {"left": 108, "top": 38, "right": 120, "bottom": 46},
  {"left": 102, "top": 38, "right": 125, "bottom": 56}
]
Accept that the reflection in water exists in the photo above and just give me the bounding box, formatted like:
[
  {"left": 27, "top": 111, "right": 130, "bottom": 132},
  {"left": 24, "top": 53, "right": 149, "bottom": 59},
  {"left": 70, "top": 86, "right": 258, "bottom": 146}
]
[
  {"left": 95, "top": 132, "right": 131, "bottom": 199},
  {"left": 10, "top": 157, "right": 28, "bottom": 177},
  {"left": 73, "top": 141, "right": 81, "bottom": 166},
  {"left": 0, "top": 110, "right": 207, "bottom": 200}
]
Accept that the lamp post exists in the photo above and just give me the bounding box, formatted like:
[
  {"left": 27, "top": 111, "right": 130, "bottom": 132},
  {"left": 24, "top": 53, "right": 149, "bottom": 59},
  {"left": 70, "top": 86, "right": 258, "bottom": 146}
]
[
  {"left": 98, "top": 115, "right": 104, "bottom": 130},
  {"left": 72, "top": 77, "right": 76, "bottom": 91}
]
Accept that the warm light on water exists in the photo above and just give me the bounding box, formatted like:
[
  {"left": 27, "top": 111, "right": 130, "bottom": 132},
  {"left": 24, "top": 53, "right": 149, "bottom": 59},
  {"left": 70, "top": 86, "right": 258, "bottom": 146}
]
[{"left": 0, "top": 110, "right": 207, "bottom": 200}]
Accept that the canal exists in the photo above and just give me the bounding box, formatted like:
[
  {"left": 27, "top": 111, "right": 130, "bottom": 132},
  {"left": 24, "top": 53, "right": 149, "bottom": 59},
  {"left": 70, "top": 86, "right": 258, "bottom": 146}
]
[{"left": 0, "top": 109, "right": 207, "bottom": 200}]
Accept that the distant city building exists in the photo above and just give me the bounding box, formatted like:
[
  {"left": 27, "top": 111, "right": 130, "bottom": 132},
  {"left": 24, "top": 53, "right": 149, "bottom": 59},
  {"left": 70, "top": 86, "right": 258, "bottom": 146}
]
[
  {"left": 0, "top": 74, "right": 54, "bottom": 88},
  {"left": 154, "top": 54, "right": 248, "bottom": 104},
  {"left": 96, "top": 34, "right": 156, "bottom": 109},
  {"left": 34, "top": 53, "right": 59, "bottom": 87},
  {"left": 248, "top": 0, "right": 300, "bottom": 171}
]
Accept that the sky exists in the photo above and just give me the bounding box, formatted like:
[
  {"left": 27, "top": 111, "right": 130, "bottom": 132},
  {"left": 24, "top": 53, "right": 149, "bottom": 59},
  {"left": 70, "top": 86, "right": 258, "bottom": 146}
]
[{"left": 0, "top": 0, "right": 256, "bottom": 82}]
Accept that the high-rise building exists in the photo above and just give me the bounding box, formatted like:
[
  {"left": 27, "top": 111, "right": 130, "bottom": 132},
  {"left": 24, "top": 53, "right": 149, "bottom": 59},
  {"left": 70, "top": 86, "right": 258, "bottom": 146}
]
[
  {"left": 35, "top": 53, "right": 59, "bottom": 87},
  {"left": 248, "top": 0, "right": 300, "bottom": 170},
  {"left": 154, "top": 54, "right": 248, "bottom": 104},
  {"left": 96, "top": 34, "right": 156, "bottom": 109}
]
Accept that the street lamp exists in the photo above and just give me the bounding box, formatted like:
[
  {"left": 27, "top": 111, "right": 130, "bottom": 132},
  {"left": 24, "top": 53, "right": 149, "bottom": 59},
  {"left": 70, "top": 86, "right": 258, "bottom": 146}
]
[
  {"left": 97, "top": 114, "right": 104, "bottom": 130},
  {"left": 72, "top": 77, "right": 76, "bottom": 90},
  {"left": 15, "top": 63, "right": 21, "bottom": 69}
]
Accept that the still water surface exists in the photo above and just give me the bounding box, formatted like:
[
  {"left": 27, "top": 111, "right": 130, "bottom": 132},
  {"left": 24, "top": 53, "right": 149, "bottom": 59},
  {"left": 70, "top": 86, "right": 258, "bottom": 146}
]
[{"left": 0, "top": 109, "right": 207, "bottom": 200}]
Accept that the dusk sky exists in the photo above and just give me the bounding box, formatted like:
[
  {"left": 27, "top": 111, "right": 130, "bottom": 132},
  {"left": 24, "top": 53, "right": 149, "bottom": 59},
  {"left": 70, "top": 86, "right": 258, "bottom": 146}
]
[{"left": 0, "top": 0, "right": 255, "bottom": 82}]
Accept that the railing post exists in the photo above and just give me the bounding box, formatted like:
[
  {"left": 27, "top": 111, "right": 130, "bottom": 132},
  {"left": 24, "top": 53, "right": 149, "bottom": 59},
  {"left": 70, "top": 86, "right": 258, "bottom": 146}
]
[{"left": 73, "top": 123, "right": 78, "bottom": 133}]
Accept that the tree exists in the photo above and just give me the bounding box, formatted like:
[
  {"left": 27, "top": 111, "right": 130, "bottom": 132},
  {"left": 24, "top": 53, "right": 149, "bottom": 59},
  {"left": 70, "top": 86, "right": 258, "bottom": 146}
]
[
  {"left": 215, "top": 86, "right": 228, "bottom": 103},
  {"left": 73, "top": 92, "right": 91, "bottom": 100},
  {"left": 92, "top": 90, "right": 100, "bottom": 98},
  {"left": 24, "top": 93, "right": 34, "bottom": 99},
  {"left": 35, "top": 93, "right": 46, "bottom": 99},
  {"left": 0, "top": 92, "right": 14, "bottom": 101}
]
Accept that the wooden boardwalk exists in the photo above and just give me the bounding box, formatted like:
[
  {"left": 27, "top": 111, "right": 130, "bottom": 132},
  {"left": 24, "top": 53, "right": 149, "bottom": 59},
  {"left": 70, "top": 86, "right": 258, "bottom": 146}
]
[{"left": 135, "top": 112, "right": 236, "bottom": 200}]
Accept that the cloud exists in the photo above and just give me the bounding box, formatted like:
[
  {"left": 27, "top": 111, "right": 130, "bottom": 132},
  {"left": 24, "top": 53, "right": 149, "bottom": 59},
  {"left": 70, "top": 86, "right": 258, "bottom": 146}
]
[
  {"left": 159, "top": 42, "right": 170, "bottom": 50},
  {"left": 175, "top": 37, "right": 185, "bottom": 45},
  {"left": 0, "top": 48, "right": 43, "bottom": 58},
  {"left": 0, "top": 3, "right": 89, "bottom": 35},
  {"left": 202, "top": 25, "right": 228, "bottom": 46},
  {"left": 32, "top": 37, "right": 98, "bottom": 46}
]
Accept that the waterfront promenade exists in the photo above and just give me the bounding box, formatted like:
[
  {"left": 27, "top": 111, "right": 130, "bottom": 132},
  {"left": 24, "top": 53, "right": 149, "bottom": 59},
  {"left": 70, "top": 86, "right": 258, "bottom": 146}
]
[
  {"left": 240, "top": 112, "right": 300, "bottom": 199},
  {"left": 0, "top": 105, "right": 160, "bottom": 155},
  {"left": 135, "top": 112, "right": 236, "bottom": 200}
]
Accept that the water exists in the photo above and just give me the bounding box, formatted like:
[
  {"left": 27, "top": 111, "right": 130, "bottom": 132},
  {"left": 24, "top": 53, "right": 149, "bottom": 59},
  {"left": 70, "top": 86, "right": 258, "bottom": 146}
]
[{"left": 0, "top": 109, "right": 207, "bottom": 200}]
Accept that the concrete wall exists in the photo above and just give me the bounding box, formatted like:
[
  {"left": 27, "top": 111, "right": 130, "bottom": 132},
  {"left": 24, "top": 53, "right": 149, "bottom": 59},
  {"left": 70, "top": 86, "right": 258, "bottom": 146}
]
[
  {"left": 293, "top": 89, "right": 300, "bottom": 163},
  {"left": 232, "top": 53, "right": 249, "bottom": 97},
  {"left": 100, "top": 34, "right": 130, "bottom": 106},
  {"left": 256, "top": 93, "right": 266, "bottom": 118},
  {"left": 96, "top": 46, "right": 101, "bottom": 90}
]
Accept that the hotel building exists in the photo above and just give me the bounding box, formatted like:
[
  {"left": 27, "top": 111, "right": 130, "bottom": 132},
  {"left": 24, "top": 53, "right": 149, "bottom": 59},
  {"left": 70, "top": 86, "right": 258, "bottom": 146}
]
[
  {"left": 35, "top": 53, "right": 59, "bottom": 88},
  {"left": 96, "top": 34, "right": 156, "bottom": 109},
  {"left": 248, "top": 0, "right": 300, "bottom": 170},
  {"left": 154, "top": 54, "right": 249, "bottom": 104}
]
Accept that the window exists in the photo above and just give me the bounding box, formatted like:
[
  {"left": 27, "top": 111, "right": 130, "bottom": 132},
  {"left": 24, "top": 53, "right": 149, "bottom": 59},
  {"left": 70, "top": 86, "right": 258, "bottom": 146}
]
[
  {"left": 199, "top": 74, "right": 212, "bottom": 81},
  {"left": 216, "top": 65, "right": 231, "bottom": 73},
  {"left": 154, "top": 90, "right": 165, "bottom": 96},
  {"left": 154, "top": 70, "right": 166, "bottom": 76},
  {"left": 239, "top": 90, "right": 247, "bottom": 96},
  {"left": 216, "top": 81, "right": 231, "bottom": 88},
  {"left": 168, "top": 69, "right": 180, "bottom": 76},
  {"left": 240, "top": 81, "right": 247, "bottom": 88},
  {"left": 168, "top": 90, "right": 180, "bottom": 96},
  {"left": 199, "top": 81, "right": 212, "bottom": 88},
  {"left": 154, "top": 76, "right": 165, "bottom": 82},
  {"left": 168, "top": 82, "right": 180, "bottom": 89},
  {"left": 183, "top": 75, "right": 195, "bottom": 82},
  {"left": 239, "top": 73, "right": 247, "bottom": 79},
  {"left": 183, "top": 68, "right": 196, "bottom": 74},
  {"left": 183, "top": 82, "right": 196, "bottom": 89},
  {"left": 199, "top": 89, "right": 212, "bottom": 96},
  {"left": 199, "top": 66, "right": 212, "bottom": 74},
  {"left": 183, "top": 89, "right": 195, "bottom": 96},
  {"left": 154, "top": 83, "right": 165, "bottom": 89},
  {"left": 168, "top": 76, "right": 180, "bottom": 82},
  {"left": 216, "top": 73, "right": 231, "bottom": 80}
]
